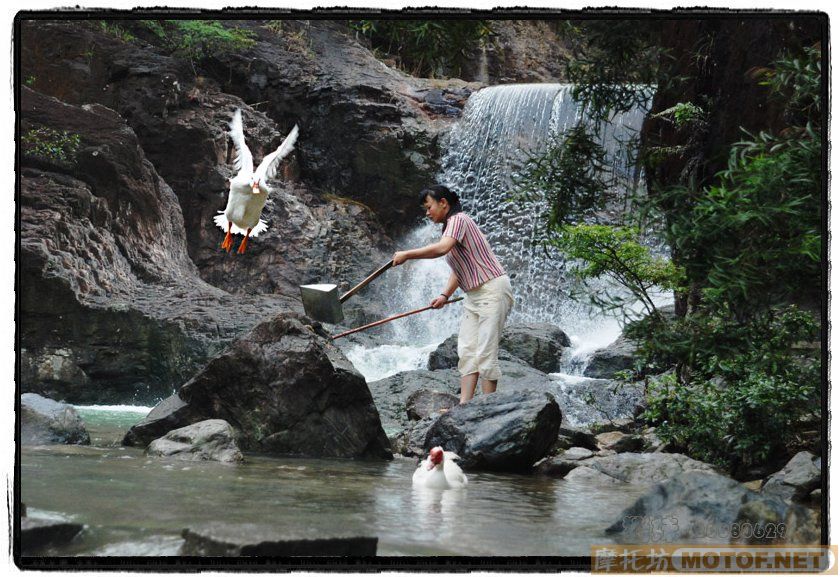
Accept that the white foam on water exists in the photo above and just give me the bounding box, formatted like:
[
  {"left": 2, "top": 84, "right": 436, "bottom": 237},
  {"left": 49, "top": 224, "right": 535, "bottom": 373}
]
[{"left": 74, "top": 404, "right": 153, "bottom": 413}]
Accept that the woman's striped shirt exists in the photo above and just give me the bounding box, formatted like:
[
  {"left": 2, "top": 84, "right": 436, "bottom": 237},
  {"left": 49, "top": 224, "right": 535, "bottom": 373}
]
[{"left": 443, "top": 212, "right": 506, "bottom": 292}]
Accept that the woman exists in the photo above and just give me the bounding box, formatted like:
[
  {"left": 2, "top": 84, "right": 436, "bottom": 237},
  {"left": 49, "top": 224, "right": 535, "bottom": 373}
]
[{"left": 393, "top": 185, "right": 514, "bottom": 404}]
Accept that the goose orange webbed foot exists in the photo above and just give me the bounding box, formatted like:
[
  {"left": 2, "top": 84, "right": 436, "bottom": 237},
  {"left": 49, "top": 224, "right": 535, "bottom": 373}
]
[{"left": 221, "top": 231, "right": 233, "bottom": 252}]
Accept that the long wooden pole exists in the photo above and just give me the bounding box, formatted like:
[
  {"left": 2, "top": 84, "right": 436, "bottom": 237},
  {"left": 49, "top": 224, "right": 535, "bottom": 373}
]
[{"left": 331, "top": 297, "right": 464, "bottom": 340}]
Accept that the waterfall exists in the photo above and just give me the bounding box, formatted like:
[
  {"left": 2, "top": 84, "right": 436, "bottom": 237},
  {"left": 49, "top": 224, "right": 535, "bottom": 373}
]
[{"left": 346, "top": 84, "right": 660, "bottom": 381}]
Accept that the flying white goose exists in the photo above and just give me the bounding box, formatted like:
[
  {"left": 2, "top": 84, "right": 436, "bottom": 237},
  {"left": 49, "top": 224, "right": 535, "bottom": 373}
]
[
  {"left": 412, "top": 446, "right": 468, "bottom": 489},
  {"left": 214, "top": 108, "right": 299, "bottom": 254}
]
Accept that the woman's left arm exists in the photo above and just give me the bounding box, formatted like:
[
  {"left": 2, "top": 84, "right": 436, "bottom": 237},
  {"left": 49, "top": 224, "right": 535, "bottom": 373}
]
[{"left": 393, "top": 237, "right": 457, "bottom": 265}]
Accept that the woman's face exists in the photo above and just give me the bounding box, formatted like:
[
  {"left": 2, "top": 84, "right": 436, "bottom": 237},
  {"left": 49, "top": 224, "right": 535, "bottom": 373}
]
[{"left": 423, "top": 196, "right": 450, "bottom": 224}]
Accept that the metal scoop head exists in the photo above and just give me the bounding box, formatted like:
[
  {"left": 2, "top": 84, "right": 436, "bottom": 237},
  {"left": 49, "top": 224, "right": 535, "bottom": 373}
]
[{"left": 300, "top": 283, "right": 344, "bottom": 324}]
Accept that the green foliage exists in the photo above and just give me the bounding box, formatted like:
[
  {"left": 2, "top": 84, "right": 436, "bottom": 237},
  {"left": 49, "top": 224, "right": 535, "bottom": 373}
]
[
  {"left": 348, "top": 19, "right": 493, "bottom": 78},
  {"left": 559, "top": 20, "right": 666, "bottom": 121},
  {"left": 521, "top": 39, "right": 823, "bottom": 473},
  {"left": 24, "top": 75, "right": 36, "bottom": 87},
  {"left": 22, "top": 125, "right": 81, "bottom": 165},
  {"left": 657, "top": 48, "right": 821, "bottom": 318},
  {"left": 654, "top": 102, "right": 707, "bottom": 128},
  {"left": 515, "top": 124, "right": 612, "bottom": 228},
  {"left": 140, "top": 20, "right": 256, "bottom": 72},
  {"left": 550, "top": 225, "right": 683, "bottom": 319},
  {"left": 97, "top": 21, "right": 136, "bottom": 42},
  {"left": 642, "top": 306, "right": 820, "bottom": 469}
]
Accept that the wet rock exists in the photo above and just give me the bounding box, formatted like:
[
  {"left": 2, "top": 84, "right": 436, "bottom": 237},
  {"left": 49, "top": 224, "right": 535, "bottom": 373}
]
[
  {"left": 180, "top": 522, "right": 377, "bottom": 556},
  {"left": 146, "top": 419, "right": 244, "bottom": 463},
  {"left": 367, "top": 360, "right": 549, "bottom": 436},
  {"left": 585, "top": 452, "right": 716, "bottom": 485},
  {"left": 499, "top": 323, "right": 571, "bottom": 373},
  {"left": 427, "top": 333, "right": 525, "bottom": 371},
  {"left": 591, "top": 418, "right": 636, "bottom": 434},
  {"left": 126, "top": 313, "right": 392, "bottom": 460},
  {"left": 389, "top": 413, "right": 442, "bottom": 457},
  {"left": 595, "top": 431, "right": 644, "bottom": 453},
  {"left": 424, "top": 390, "right": 561, "bottom": 471},
  {"left": 122, "top": 393, "right": 201, "bottom": 448},
  {"left": 642, "top": 428, "right": 666, "bottom": 453},
  {"left": 583, "top": 335, "right": 638, "bottom": 379},
  {"left": 368, "top": 369, "right": 459, "bottom": 435},
  {"left": 21, "top": 393, "right": 90, "bottom": 445},
  {"left": 19, "top": 87, "right": 296, "bottom": 404},
  {"left": 549, "top": 376, "right": 646, "bottom": 429},
  {"left": 537, "top": 451, "right": 715, "bottom": 484},
  {"left": 406, "top": 389, "right": 459, "bottom": 421},
  {"left": 761, "top": 451, "right": 821, "bottom": 503},
  {"left": 427, "top": 334, "right": 459, "bottom": 370},
  {"left": 21, "top": 517, "right": 85, "bottom": 555},
  {"left": 564, "top": 466, "right": 626, "bottom": 485},
  {"left": 606, "top": 471, "right": 816, "bottom": 545},
  {"left": 556, "top": 425, "right": 599, "bottom": 451}
]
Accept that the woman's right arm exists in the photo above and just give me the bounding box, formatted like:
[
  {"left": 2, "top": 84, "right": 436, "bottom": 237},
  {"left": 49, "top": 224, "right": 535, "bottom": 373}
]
[{"left": 393, "top": 237, "right": 457, "bottom": 265}]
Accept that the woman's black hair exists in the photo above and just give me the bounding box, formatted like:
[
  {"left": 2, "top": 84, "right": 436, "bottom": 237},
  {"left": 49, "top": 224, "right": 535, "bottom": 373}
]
[{"left": 419, "top": 184, "right": 462, "bottom": 227}]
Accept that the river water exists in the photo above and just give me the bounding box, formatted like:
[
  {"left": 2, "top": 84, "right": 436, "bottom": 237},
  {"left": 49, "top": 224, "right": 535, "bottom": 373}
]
[{"left": 21, "top": 406, "right": 647, "bottom": 557}]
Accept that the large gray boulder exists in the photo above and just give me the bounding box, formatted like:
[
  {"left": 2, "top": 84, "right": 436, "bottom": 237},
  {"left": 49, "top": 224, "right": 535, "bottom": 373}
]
[
  {"left": 368, "top": 361, "right": 554, "bottom": 434},
  {"left": 499, "top": 323, "right": 571, "bottom": 373},
  {"left": 125, "top": 313, "right": 392, "bottom": 460},
  {"left": 606, "top": 471, "right": 819, "bottom": 545},
  {"left": 427, "top": 333, "right": 534, "bottom": 371},
  {"left": 21, "top": 393, "right": 90, "bottom": 445},
  {"left": 761, "top": 451, "right": 821, "bottom": 503},
  {"left": 146, "top": 420, "right": 244, "bottom": 463},
  {"left": 424, "top": 390, "right": 561, "bottom": 471},
  {"left": 181, "top": 522, "right": 377, "bottom": 556},
  {"left": 583, "top": 335, "right": 638, "bottom": 379}
]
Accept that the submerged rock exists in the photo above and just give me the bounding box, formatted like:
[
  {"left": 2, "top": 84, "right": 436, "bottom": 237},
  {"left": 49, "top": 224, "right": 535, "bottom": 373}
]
[
  {"left": 424, "top": 390, "right": 561, "bottom": 471},
  {"left": 606, "top": 471, "right": 819, "bottom": 545},
  {"left": 537, "top": 451, "right": 715, "bottom": 484},
  {"left": 125, "top": 313, "right": 392, "bottom": 460},
  {"left": 146, "top": 419, "right": 244, "bottom": 463},
  {"left": 21, "top": 393, "right": 90, "bottom": 445},
  {"left": 180, "top": 522, "right": 377, "bottom": 556},
  {"left": 21, "top": 517, "right": 85, "bottom": 555}
]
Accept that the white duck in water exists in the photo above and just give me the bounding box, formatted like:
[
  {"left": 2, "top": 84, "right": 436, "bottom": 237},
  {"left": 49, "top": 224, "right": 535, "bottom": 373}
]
[
  {"left": 412, "top": 446, "right": 468, "bottom": 489},
  {"left": 214, "top": 108, "right": 299, "bottom": 254}
]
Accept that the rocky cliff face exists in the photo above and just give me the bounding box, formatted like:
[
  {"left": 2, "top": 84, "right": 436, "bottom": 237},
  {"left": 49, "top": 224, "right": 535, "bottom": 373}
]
[
  {"left": 17, "top": 18, "right": 462, "bottom": 404},
  {"left": 18, "top": 17, "right": 577, "bottom": 404}
]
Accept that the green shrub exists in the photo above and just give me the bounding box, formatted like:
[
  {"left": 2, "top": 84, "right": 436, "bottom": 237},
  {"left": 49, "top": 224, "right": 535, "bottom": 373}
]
[
  {"left": 642, "top": 306, "right": 820, "bottom": 470},
  {"left": 22, "top": 126, "right": 81, "bottom": 165},
  {"left": 140, "top": 20, "right": 256, "bottom": 73},
  {"left": 348, "top": 19, "right": 492, "bottom": 78},
  {"left": 549, "top": 224, "right": 683, "bottom": 320}
]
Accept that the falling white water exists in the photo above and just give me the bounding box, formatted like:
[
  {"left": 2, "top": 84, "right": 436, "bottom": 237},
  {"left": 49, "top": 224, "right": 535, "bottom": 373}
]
[{"left": 345, "top": 84, "right": 669, "bottom": 381}]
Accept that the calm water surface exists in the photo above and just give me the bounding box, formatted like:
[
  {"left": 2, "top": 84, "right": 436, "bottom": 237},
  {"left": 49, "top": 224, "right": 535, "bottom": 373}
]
[{"left": 21, "top": 407, "right": 646, "bottom": 557}]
